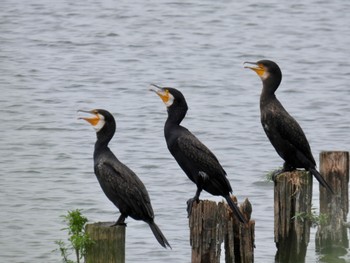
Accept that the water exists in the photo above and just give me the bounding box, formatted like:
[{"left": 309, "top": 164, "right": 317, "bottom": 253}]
[{"left": 1, "top": 0, "right": 349, "bottom": 262}]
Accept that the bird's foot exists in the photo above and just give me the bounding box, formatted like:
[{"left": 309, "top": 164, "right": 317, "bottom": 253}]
[
  {"left": 111, "top": 214, "right": 127, "bottom": 227},
  {"left": 111, "top": 221, "right": 127, "bottom": 227},
  {"left": 186, "top": 198, "right": 199, "bottom": 218}
]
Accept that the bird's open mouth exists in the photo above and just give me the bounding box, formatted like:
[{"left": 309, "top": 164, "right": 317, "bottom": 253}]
[
  {"left": 77, "top": 110, "right": 100, "bottom": 126},
  {"left": 244, "top": 62, "right": 266, "bottom": 77},
  {"left": 149, "top": 84, "right": 173, "bottom": 106}
]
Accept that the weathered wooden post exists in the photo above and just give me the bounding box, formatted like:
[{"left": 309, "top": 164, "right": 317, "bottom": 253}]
[
  {"left": 316, "top": 151, "right": 349, "bottom": 252},
  {"left": 225, "top": 198, "right": 255, "bottom": 263},
  {"left": 274, "top": 171, "right": 312, "bottom": 263},
  {"left": 189, "top": 196, "right": 254, "bottom": 263},
  {"left": 190, "top": 200, "right": 226, "bottom": 263},
  {"left": 85, "top": 222, "right": 125, "bottom": 263}
]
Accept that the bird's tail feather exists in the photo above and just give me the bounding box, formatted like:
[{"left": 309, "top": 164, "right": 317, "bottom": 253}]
[
  {"left": 309, "top": 168, "right": 334, "bottom": 194},
  {"left": 149, "top": 221, "right": 171, "bottom": 249},
  {"left": 225, "top": 196, "right": 247, "bottom": 224}
]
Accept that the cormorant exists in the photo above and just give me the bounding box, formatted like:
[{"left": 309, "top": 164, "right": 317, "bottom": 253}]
[
  {"left": 79, "top": 109, "right": 171, "bottom": 248},
  {"left": 244, "top": 60, "right": 333, "bottom": 193},
  {"left": 150, "top": 85, "right": 247, "bottom": 223}
]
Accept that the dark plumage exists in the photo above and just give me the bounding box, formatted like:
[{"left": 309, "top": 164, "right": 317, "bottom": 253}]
[
  {"left": 150, "top": 85, "right": 247, "bottom": 224},
  {"left": 245, "top": 60, "right": 333, "bottom": 193},
  {"left": 79, "top": 109, "right": 171, "bottom": 248}
]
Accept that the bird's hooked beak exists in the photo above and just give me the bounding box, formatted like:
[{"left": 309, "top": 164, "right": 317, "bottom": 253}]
[
  {"left": 149, "top": 83, "right": 174, "bottom": 107},
  {"left": 244, "top": 62, "right": 266, "bottom": 77},
  {"left": 78, "top": 109, "right": 106, "bottom": 132},
  {"left": 77, "top": 109, "right": 101, "bottom": 127}
]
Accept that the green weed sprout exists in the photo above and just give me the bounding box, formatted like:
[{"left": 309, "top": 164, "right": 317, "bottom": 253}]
[{"left": 55, "top": 209, "right": 94, "bottom": 263}]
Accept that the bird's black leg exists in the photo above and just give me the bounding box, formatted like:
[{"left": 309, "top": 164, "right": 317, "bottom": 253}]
[
  {"left": 187, "top": 187, "right": 202, "bottom": 217},
  {"left": 187, "top": 172, "right": 207, "bottom": 217},
  {"left": 111, "top": 214, "right": 127, "bottom": 227}
]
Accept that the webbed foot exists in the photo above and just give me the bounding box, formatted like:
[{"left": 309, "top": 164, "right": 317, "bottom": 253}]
[{"left": 111, "top": 222, "right": 127, "bottom": 227}]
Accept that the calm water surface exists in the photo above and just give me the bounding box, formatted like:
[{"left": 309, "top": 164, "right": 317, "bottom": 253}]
[{"left": 1, "top": 0, "right": 349, "bottom": 262}]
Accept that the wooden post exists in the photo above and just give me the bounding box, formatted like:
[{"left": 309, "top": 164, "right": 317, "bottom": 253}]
[
  {"left": 85, "top": 222, "right": 125, "bottom": 263},
  {"left": 225, "top": 198, "right": 255, "bottom": 263},
  {"left": 189, "top": 197, "right": 254, "bottom": 263},
  {"left": 274, "top": 171, "right": 312, "bottom": 263},
  {"left": 190, "top": 200, "right": 226, "bottom": 263},
  {"left": 316, "top": 151, "right": 349, "bottom": 252}
]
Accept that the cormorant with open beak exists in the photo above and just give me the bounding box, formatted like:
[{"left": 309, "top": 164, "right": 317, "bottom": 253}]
[
  {"left": 244, "top": 60, "right": 333, "bottom": 193},
  {"left": 79, "top": 109, "right": 171, "bottom": 248},
  {"left": 150, "top": 85, "right": 247, "bottom": 223}
]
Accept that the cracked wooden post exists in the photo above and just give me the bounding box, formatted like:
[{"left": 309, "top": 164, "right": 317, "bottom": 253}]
[
  {"left": 316, "top": 151, "right": 349, "bottom": 254},
  {"left": 85, "top": 222, "right": 125, "bottom": 263},
  {"left": 190, "top": 200, "right": 226, "bottom": 263},
  {"left": 189, "top": 197, "right": 254, "bottom": 263},
  {"left": 274, "top": 171, "right": 312, "bottom": 263},
  {"left": 225, "top": 198, "right": 255, "bottom": 263}
]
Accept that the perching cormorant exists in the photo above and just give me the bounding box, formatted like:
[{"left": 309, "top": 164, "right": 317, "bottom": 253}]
[
  {"left": 79, "top": 109, "right": 171, "bottom": 248},
  {"left": 244, "top": 60, "right": 333, "bottom": 193},
  {"left": 150, "top": 85, "right": 247, "bottom": 223}
]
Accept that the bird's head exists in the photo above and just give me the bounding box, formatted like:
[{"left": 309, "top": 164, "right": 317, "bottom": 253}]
[
  {"left": 78, "top": 109, "right": 114, "bottom": 133},
  {"left": 149, "top": 84, "right": 175, "bottom": 107},
  {"left": 244, "top": 60, "right": 282, "bottom": 92},
  {"left": 150, "top": 84, "right": 188, "bottom": 124},
  {"left": 244, "top": 60, "right": 281, "bottom": 80},
  {"left": 149, "top": 84, "right": 187, "bottom": 109}
]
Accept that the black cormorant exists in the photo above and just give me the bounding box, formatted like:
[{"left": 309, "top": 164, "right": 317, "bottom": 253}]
[
  {"left": 79, "top": 109, "right": 171, "bottom": 248},
  {"left": 244, "top": 60, "right": 333, "bottom": 193},
  {"left": 150, "top": 85, "right": 247, "bottom": 223}
]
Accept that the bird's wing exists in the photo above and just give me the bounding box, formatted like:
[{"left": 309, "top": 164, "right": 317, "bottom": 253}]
[
  {"left": 177, "top": 133, "right": 228, "bottom": 179},
  {"left": 94, "top": 160, "right": 154, "bottom": 219},
  {"left": 269, "top": 110, "right": 316, "bottom": 166}
]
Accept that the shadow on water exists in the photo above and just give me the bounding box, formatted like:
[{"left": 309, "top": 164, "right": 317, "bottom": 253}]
[
  {"left": 316, "top": 245, "right": 350, "bottom": 263},
  {"left": 275, "top": 245, "right": 350, "bottom": 263}
]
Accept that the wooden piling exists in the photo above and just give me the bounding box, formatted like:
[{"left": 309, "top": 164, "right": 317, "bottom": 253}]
[
  {"left": 274, "top": 170, "right": 312, "bottom": 263},
  {"left": 85, "top": 222, "right": 125, "bottom": 263},
  {"left": 189, "top": 197, "right": 254, "bottom": 263},
  {"left": 316, "top": 151, "right": 349, "bottom": 251},
  {"left": 225, "top": 198, "right": 255, "bottom": 263},
  {"left": 190, "top": 200, "right": 226, "bottom": 263}
]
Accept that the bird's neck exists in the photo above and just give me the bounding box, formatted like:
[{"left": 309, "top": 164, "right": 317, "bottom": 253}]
[
  {"left": 94, "top": 138, "right": 109, "bottom": 152},
  {"left": 166, "top": 107, "right": 186, "bottom": 126},
  {"left": 260, "top": 80, "right": 279, "bottom": 107},
  {"left": 94, "top": 128, "right": 114, "bottom": 154},
  {"left": 260, "top": 89, "right": 276, "bottom": 108}
]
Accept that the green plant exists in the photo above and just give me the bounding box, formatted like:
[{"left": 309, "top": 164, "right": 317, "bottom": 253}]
[
  {"left": 292, "top": 206, "right": 329, "bottom": 227},
  {"left": 55, "top": 240, "right": 74, "bottom": 263},
  {"left": 55, "top": 209, "right": 94, "bottom": 263}
]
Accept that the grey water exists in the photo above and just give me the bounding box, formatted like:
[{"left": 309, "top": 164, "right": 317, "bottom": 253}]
[{"left": 1, "top": 0, "right": 349, "bottom": 262}]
